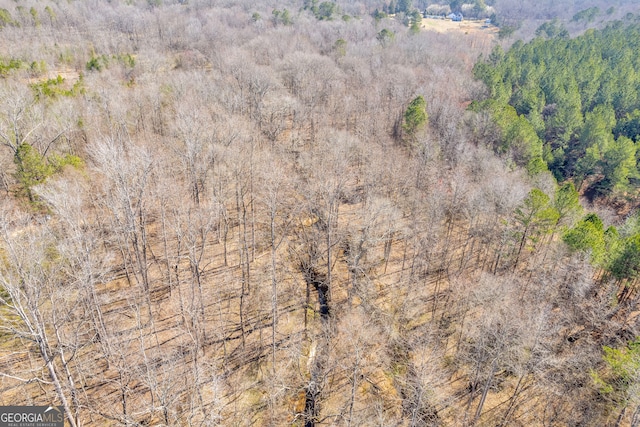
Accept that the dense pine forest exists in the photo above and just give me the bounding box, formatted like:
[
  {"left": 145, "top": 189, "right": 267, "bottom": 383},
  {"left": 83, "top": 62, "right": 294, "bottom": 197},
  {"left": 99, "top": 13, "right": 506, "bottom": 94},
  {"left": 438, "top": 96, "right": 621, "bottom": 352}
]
[
  {"left": 473, "top": 21, "right": 640, "bottom": 198},
  {"left": 1, "top": 0, "right": 640, "bottom": 426}
]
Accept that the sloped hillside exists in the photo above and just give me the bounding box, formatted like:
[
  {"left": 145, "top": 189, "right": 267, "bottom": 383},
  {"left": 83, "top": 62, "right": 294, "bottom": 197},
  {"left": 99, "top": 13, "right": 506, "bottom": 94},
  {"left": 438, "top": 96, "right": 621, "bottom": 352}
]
[{"left": 1, "top": 1, "right": 640, "bottom": 426}]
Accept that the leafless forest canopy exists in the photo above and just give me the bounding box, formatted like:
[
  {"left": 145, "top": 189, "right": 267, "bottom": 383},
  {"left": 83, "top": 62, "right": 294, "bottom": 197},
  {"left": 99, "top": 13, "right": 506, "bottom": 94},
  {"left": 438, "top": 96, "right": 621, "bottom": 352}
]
[{"left": 0, "top": 0, "right": 640, "bottom": 426}]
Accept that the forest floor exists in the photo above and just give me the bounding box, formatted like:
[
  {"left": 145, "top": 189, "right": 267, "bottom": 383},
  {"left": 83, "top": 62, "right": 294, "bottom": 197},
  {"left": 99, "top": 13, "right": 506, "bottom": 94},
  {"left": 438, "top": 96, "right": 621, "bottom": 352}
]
[{"left": 26, "top": 67, "right": 80, "bottom": 84}]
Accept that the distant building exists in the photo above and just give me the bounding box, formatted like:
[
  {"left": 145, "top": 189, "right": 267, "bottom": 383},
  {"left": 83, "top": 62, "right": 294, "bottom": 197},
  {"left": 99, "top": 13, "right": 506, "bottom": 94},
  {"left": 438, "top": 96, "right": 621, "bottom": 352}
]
[{"left": 451, "top": 12, "right": 463, "bottom": 22}]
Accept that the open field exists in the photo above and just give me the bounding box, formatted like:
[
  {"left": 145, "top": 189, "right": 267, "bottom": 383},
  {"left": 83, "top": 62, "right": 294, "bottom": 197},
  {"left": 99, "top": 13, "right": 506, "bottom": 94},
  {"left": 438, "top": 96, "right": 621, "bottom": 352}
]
[{"left": 421, "top": 17, "right": 498, "bottom": 41}]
